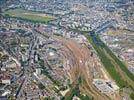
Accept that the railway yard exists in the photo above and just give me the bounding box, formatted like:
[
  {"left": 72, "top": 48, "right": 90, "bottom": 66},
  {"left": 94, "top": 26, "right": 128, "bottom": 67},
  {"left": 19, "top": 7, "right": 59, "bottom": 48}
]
[{"left": 0, "top": 0, "right": 134, "bottom": 100}]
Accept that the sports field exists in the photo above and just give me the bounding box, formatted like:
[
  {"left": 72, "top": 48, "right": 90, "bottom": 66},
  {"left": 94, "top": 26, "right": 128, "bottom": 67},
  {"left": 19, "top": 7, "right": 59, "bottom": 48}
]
[{"left": 3, "top": 9, "right": 55, "bottom": 23}]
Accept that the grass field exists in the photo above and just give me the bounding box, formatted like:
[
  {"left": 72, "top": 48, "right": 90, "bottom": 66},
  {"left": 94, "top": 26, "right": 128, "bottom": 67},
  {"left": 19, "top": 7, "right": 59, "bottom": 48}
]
[
  {"left": 3, "top": 9, "right": 55, "bottom": 23},
  {"left": 85, "top": 32, "right": 134, "bottom": 89}
]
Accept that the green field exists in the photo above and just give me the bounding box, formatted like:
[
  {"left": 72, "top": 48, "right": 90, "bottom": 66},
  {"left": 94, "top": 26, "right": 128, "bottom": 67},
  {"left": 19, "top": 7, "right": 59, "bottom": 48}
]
[
  {"left": 84, "top": 32, "right": 134, "bottom": 89},
  {"left": 3, "top": 9, "right": 55, "bottom": 23}
]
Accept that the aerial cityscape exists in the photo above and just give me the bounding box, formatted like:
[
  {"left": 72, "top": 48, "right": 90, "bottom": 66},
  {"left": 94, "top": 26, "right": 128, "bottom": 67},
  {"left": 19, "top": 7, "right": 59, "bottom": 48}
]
[{"left": 0, "top": 0, "right": 134, "bottom": 100}]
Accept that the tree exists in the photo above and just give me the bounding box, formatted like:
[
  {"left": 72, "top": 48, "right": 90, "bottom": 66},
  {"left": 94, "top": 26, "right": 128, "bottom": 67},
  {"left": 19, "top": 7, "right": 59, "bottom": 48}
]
[
  {"left": 130, "top": 93, "right": 134, "bottom": 100},
  {"left": 1, "top": 55, "right": 9, "bottom": 62}
]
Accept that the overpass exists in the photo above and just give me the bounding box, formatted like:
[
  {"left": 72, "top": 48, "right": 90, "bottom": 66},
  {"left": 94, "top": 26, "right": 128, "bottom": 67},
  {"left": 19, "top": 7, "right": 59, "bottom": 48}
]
[{"left": 94, "top": 20, "right": 115, "bottom": 34}]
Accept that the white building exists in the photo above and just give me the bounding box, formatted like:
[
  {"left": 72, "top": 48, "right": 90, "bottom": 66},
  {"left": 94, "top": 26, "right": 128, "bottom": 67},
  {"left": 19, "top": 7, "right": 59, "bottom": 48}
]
[
  {"left": 36, "top": 68, "right": 41, "bottom": 75},
  {"left": 2, "top": 79, "right": 11, "bottom": 84},
  {"left": 93, "top": 79, "right": 119, "bottom": 94}
]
